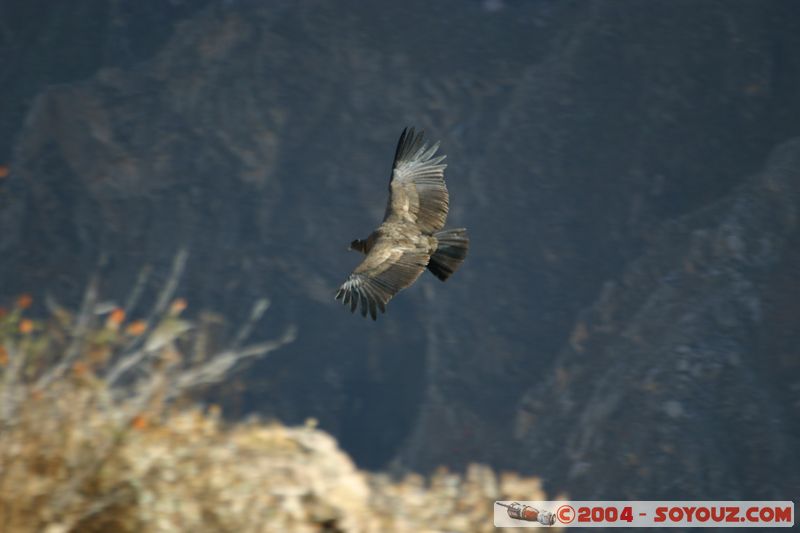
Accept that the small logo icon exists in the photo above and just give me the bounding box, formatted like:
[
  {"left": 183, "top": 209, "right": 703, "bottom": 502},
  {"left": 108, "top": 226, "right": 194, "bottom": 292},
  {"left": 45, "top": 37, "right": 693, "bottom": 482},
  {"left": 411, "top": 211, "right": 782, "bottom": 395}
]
[
  {"left": 556, "top": 504, "right": 576, "bottom": 524},
  {"left": 496, "top": 502, "right": 556, "bottom": 525}
]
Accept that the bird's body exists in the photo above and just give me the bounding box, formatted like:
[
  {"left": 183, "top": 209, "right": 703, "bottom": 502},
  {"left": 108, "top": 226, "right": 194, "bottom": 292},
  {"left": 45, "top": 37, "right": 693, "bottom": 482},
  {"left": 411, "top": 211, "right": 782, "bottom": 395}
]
[
  {"left": 336, "top": 128, "right": 469, "bottom": 319},
  {"left": 357, "top": 223, "right": 437, "bottom": 258}
]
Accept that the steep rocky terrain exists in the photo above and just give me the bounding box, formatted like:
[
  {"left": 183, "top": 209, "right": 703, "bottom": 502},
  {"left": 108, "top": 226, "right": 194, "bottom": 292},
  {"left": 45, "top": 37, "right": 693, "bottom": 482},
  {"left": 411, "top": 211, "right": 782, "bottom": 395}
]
[
  {"left": 514, "top": 139, "right": 800, "bottom": 499},
  {"left": 2, "top": 0, "right": 799, "bottom": 500}
]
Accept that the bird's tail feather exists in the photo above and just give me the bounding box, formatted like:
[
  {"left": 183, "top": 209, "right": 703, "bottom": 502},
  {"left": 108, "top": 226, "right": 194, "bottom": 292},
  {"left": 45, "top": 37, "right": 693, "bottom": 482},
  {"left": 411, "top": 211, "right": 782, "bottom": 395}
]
[{"left": 428, "top": 228, "right": 469, "bottom": 281}]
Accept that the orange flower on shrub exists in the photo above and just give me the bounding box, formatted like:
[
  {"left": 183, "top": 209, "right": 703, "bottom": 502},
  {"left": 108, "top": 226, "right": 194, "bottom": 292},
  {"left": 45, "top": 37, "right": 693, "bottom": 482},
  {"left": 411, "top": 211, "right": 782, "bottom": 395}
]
[
  {"left": 0, "top": 165, "right": 9, "bottom": 178},
  {"left": 0, "top": 346, "right": 8, "bottom": 367},
  {"left": 16, "top": 294, "right": 33, "bottom": 309},
  {"left": 18, "top": 319, "right": 34, "bottom": 334},
  {"left": 131, "top": 414, "right": 148, "bottom": 430},
  {"left": 125, "top": 320, "right": 147, "bottom": 336},
  {"left": 170, "top": 298, "right": 187, "bottom": 314},
  {"left": 107, "top": 307, "right": 126, "bottom": 328},
  {"left": 72, "top": 361, "right": 89, "bottom": 378},
  {"left": 0, "top": 307, "right": 7, "bottom": 319}
]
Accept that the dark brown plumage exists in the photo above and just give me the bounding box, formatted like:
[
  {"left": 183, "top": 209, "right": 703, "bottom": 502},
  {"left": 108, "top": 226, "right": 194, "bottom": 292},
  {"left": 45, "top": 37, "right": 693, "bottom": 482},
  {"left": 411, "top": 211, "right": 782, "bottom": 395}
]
[{"left": 335, "top": 128, "right": 469, "bottom": 320}]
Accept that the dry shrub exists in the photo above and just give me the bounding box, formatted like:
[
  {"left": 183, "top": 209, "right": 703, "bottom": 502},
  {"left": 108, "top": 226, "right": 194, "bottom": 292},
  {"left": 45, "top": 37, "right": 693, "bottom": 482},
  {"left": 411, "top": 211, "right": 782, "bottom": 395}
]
[{"left": 0, "top": 252, "right": 547, "bottom": 532}]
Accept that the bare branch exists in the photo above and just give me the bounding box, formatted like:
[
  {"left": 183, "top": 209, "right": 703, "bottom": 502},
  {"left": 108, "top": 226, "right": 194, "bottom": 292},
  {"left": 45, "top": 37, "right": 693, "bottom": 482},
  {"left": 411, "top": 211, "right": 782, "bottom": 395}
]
[
  {"left": 34, "top": 274, "right": 99, "bottom": 390},
  {"left": 105, "top": 348, "right": 147, "bottom": 387},
  {"left": 231, "top": 298, "right": 270, "bottom": 349},
  {"left": 107, "top": 248, "right": 189, "bottom": 384},
  {"left": 0, "top": 344, "right": 24, "bottom": 426},
  {"left": 123, "top": 263, "right": 152, "bottom": 315},
  {"left": 151, "top": 248, "right": 189, "bottom": 318},
  {"left": 169, "top": 325, "right": 297, "bottom": 398}
]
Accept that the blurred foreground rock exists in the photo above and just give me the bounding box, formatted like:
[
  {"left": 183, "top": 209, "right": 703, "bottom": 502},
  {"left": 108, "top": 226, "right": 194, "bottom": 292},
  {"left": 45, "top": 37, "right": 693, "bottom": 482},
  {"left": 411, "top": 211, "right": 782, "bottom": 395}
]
[{"left": 0, "top": 383, "right": 545, "bottom": 533}]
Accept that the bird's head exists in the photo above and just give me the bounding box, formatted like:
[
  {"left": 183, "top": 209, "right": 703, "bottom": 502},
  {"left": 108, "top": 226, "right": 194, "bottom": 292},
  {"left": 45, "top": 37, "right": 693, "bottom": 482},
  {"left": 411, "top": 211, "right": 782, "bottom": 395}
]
[{"left": 349, "top": 239, "right": 367, "bottom": 253}]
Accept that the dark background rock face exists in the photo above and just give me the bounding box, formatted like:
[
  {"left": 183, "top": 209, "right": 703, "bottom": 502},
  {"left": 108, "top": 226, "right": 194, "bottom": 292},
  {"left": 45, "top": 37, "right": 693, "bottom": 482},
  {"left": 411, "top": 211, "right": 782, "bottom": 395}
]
[{"left": 2, "top": 0, "right": 799, "bottom": 499}]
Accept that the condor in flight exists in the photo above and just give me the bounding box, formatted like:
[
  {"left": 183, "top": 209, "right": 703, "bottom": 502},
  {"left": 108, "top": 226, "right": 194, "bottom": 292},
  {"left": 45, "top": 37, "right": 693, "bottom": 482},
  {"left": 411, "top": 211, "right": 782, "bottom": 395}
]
[{"left": 335, "top": 128, "right": 469, "bottom": 320}]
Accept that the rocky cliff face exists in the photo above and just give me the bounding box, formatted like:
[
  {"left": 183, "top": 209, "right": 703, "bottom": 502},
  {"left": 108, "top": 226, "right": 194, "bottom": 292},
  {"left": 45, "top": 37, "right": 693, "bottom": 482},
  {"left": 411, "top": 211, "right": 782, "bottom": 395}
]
[
  {"left": 2, "top": 0, "right": 799, "bottom": 499},
  {"left": 514, "top": 140, "right": 800, "bottom": 499}
]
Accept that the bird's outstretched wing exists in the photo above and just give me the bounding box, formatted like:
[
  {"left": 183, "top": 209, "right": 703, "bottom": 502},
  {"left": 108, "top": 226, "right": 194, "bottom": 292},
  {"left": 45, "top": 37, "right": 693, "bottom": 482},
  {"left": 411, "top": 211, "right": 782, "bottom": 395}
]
[
  {"left": 383, "top": 128, "right": 449, "bottom": 234},
  {"left": 335, "top": 239, "right": 429, "bottom": 320}
]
